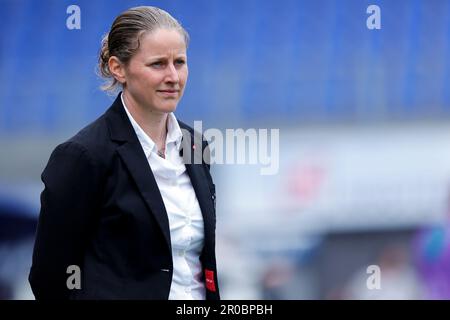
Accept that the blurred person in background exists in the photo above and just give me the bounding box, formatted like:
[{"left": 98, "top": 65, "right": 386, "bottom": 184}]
[
  {"left": 343, "top": 244, "right": 423, "bottom": 300},
  {"left": 414, "top": 188, "right": 450, "bottom": 299},
  {"left": 261, "top": 258, "right": 297, "bottom": 300},
  {"left": 29, "top": 6, "right": 219, "bottom": 300}
]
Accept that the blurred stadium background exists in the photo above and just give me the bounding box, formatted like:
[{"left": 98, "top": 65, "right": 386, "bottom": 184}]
[{"left": 1, "top": 0, "right": 450, "bottom": 299}]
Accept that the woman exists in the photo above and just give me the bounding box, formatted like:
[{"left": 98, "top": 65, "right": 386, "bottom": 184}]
[{"left": 29, "top": 6, "right": 219, "bottom": 300}]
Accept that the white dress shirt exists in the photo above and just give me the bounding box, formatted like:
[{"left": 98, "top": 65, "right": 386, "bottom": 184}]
[{"left": 121, "top": 94, "right": 206, "bottom": 300}]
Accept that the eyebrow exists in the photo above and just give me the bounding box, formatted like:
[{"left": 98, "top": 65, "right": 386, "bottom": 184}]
[{"left": 146, "top": 54, "right": 187, "bottom": 60}]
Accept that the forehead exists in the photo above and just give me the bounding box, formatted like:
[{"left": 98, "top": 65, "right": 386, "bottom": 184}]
[{"left": 137, "top": 28, "right": 187, "bottom": 56}]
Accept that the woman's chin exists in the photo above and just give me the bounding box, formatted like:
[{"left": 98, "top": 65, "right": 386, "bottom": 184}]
[{"left": 156, "top": 102, "right": 179, "bottom": 113}]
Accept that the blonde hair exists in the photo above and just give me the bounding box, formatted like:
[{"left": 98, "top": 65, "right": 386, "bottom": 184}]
[{"left": 98, "top": 6, "right": 189, "bottom": 93}]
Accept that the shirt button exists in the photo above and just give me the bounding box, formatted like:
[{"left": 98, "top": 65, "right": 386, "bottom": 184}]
[
  {"left": 178, "top": 250, "right": 185, "bottom": 257},
  {"left": 185, "top": 287, "right": 191, "bottom": 293},
  {"left": 186, "top": 217, "right": 191, "bottom": 225}
]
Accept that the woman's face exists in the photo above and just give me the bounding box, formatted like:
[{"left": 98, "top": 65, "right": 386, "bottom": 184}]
[{"left": 122, "top": 28, "right": 188, "bottom": 113}]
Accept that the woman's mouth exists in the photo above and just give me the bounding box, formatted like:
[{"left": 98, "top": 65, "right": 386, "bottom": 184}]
[{"left": 157, "top": 89, "right": 179, "bottom": 97}]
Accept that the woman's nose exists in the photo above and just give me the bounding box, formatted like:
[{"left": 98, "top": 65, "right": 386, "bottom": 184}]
[{"left": 165, "top": 63, "right": 179, "bottom": 83}]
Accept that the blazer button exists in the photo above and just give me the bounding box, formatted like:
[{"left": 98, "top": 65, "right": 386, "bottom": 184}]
[{"left": 160, "top": 268, "right": 170, "bottom": 273}]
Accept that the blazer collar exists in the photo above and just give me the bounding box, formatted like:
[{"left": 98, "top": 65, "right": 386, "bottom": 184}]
[{"left": 105, "top": 93, "right": 137, "bottom": 143}]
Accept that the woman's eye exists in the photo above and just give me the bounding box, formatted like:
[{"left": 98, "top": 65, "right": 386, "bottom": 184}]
[
  {"left": 175, "top": 59, "right": 185, "bottom": 65},
  {"left": 151, "top": 61, "right": 163, "bottom": 67}
]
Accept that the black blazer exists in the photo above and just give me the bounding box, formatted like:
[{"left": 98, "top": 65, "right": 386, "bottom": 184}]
[{"left": 29, "top": 94, "right": 220, "bottom": 300}]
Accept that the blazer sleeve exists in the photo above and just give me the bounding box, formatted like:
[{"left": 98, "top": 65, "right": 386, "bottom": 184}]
[{"left": 29, "top": 142, "right": 101, "bottom": 300}]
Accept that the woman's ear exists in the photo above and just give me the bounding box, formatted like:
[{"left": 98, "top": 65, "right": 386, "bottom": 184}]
[{"left": 108, "top": 56, "right": 126, "bottom": 84}]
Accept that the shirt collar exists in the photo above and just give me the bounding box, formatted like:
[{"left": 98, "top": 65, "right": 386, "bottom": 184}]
[
  {"left": 166, "top": 112, "right": 183, "bottom": 151},
  {"left": 121, "top": 93, "right": 183, "bottom": 157}
]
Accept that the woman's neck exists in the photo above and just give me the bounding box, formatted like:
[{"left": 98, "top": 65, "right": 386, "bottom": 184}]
[{"left": 122, "top": 91, "right": 168, "bottom": 151}]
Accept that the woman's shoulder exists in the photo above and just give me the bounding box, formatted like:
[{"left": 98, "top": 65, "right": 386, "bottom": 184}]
[
  {"left": 51, "top": 114, "right": 113, "bottom": 166},
  {"left": 70, "top": 113, "right": 109, "bottom": 146}
]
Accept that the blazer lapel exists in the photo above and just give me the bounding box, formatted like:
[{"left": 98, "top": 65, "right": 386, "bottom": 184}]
[
  {"left": 105, "top": 95, "right": 171, "bottom": 251},
  {"left": 116, "top": 142, "right": 171, "bottom": 250}
]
